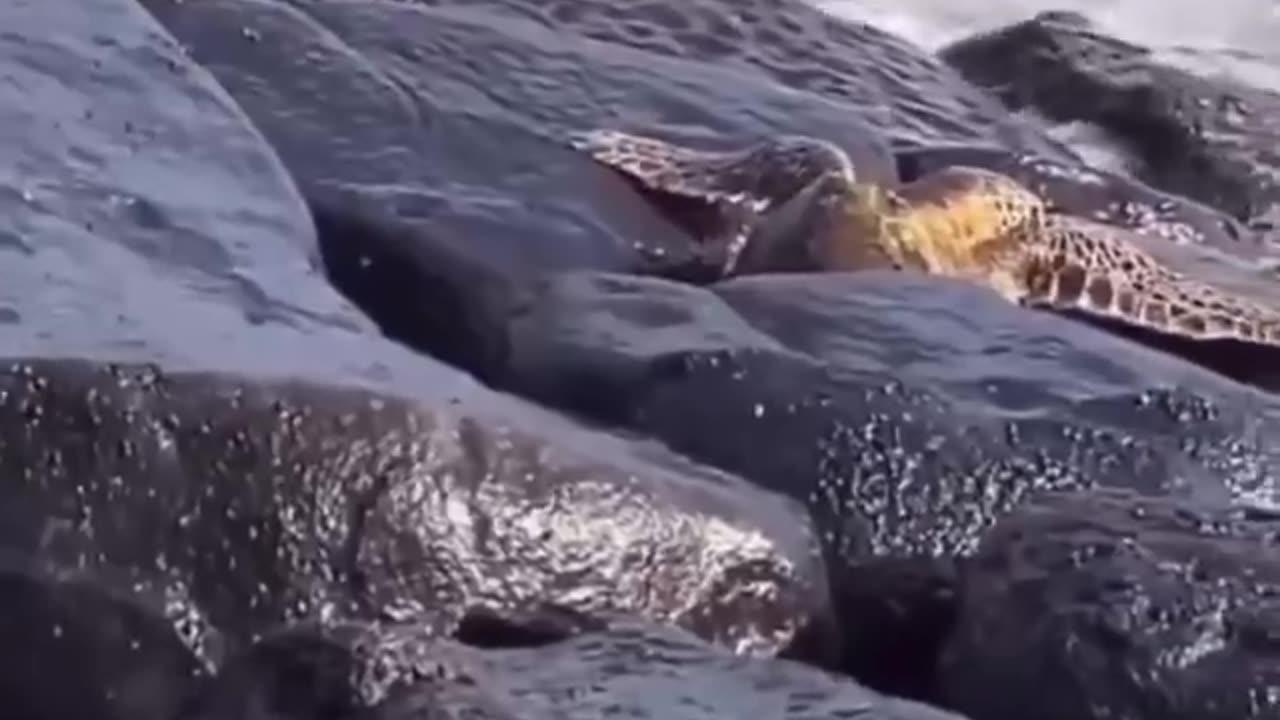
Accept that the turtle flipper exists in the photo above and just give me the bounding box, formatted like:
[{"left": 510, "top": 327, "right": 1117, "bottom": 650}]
[
  {"left": 569, "top": 129, "right": 858, "bottom": 278},
  {"left": 1013, "top": 216, "right": 1280, "bottom": 347},
  {"left": 567, "top": 129, "right": 856, "bottom": 208},
  {"left": 729, "top": 172, "right": 899, "bottom": 275}
]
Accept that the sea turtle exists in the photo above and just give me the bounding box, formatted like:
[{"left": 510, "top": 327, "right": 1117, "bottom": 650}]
[{"left": 567, "top": 129, "right": 1280, "bottom": 349}]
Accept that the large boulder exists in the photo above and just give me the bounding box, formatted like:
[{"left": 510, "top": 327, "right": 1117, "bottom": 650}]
[
  {"left": 940, "top": 488, "right": 1280, "bottom": 720},
  {"left": 499, "top": 268, "right": 1280, "bottom": 698},
  {"left": 0, "top": 0, "right": 383, "bottom": 376},
  {"left": 939, "top": 10, "right": 1280, "bottom": 238},
  {"left": 0, "top": 357, "right": 836, "bottom": 717},
  {"left": 178, "top": 617, "right": 972, "bottom": 720}
]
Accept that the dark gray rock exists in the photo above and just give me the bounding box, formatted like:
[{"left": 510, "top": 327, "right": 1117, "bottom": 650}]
[
  {"left": 939, "top": 10, "right": 1280, "bottom": 238},
  {"left": 499, "top": 268, "right": 1280, "bottom": 698},
  {"left": 0, "top": 559, "right": 203, "bottom": 720},
  {"left": 179, "top": 617, "right": 971, "bottom": 720},
  {"left": 0, "top": 356, "right": 834, "bottom": 671},
  {"left": 940, "top": 487, "right": 1280, "bottom": 720},
  {"left": 0, "top": 0, "right": 386, "bottom": 378}
]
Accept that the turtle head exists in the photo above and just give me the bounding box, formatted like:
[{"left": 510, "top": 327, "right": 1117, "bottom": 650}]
[
  {"left": 866, "top": 166, "right": 1047, "bottom": 278},
  {"left": 733, "top": 167, "right": 1045, "bottom": 277},
  {"left": 748, "top": 179, "right": 916, "bottom": 273},
  {"left": 735, "top": 171, "right": 900, "bottom": 274},
  {"left": 833, "top": 183, "right": 924, "bottom": 271}
]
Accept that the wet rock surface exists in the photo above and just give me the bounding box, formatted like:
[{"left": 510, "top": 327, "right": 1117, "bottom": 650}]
[
  {"left": 179, "top": 618, "right": 969, "bottom": 720},
  {"left": 940, "top": 10, "right": 1280, "bottom": 237},
  {"left": 0, "top": 357, "right": 834, "bottom": 714},
  {"left": 504, "top": 269, "right": 1280, "bottom": 522},
  {"left": 12, "top": 0, "right": 1280, "bottom": 717},
  {"left": 940, "top": 488, "right": 1280, "bottom": 720},
  {"left": 501, "top": 268, "right": 1280, "bottom": 699},
  {"left": 0, "top": 0, "right": 380, "bottom": 373},
  {"left": 0, "top": 559, "right": 203, "bottom": 720}
]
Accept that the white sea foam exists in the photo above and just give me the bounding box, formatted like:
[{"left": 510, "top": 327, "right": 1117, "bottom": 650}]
[{"left": 812, "top": 0, "right": 1280, "bottom": 56}]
